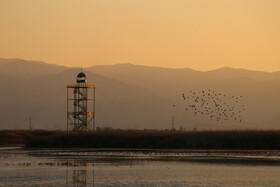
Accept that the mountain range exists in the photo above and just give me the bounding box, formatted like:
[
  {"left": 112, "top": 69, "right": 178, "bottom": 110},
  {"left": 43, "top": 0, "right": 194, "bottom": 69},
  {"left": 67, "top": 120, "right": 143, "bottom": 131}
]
[{"left": 0, "top": 58, "right": 279, "bottom": 130}]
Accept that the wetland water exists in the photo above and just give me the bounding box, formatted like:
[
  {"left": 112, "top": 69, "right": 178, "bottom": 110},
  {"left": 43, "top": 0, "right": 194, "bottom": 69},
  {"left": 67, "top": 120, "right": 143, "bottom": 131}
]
[{"left": 0, "top": 147, "right": 280, "bottom": 186}]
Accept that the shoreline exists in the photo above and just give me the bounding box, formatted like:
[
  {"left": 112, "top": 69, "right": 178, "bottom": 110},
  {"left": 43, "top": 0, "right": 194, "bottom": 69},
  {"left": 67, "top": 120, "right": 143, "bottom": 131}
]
[{"left": 1, "top": 147, "right": 280, "bottom": 166}]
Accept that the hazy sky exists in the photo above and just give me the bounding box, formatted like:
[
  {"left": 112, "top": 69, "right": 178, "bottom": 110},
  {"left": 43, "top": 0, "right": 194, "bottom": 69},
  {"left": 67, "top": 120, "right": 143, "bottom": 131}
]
[{"left": 0, "top": 0, "right": 279, "bottom": 71}]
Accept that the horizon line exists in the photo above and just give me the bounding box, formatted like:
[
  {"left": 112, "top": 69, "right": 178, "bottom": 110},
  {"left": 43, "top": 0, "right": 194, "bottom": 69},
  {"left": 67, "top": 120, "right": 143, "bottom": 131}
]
[{"left": 0, "top": 57, "right": 279, "bottom": 73}]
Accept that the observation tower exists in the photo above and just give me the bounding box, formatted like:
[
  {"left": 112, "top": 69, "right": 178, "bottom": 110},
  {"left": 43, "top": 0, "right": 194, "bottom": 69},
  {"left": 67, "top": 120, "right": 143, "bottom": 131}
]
[{"left": 67, "top": 72, "right": 95, "bottom": 131}]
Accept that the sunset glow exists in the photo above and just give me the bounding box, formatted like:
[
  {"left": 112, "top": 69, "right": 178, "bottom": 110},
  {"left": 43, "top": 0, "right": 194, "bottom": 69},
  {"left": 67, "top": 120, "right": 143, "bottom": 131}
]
[{"left": 0, "top": 0, "right": 279, "bottom": 71}]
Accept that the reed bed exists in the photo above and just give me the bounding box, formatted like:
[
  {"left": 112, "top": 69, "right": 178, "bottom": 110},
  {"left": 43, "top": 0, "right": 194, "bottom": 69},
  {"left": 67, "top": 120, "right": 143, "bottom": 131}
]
[{"left": 2, "top": 129, "right": 275, "bottom": 150}]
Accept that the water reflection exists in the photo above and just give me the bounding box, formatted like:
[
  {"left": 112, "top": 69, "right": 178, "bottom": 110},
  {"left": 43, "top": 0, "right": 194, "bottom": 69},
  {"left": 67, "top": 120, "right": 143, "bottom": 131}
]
[
  {"left": 66, "top": 162, "right": 95, "bottom": 187},
  {"left": 1, "top": 149, "right": 280, "bottom": 186},
  {"left": 63, "top": 160, "right": 139, "bottom": 186}
]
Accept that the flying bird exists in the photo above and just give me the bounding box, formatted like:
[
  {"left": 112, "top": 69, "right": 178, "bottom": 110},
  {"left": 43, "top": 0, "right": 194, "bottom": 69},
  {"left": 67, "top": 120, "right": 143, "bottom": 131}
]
[{"left": 181, "top": 90, "right": 245, "bottom": 125}]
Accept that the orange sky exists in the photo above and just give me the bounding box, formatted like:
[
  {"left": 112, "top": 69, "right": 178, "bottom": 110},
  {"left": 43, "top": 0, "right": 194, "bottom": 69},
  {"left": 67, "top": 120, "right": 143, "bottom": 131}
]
[{"left": 0, "top": 0, "right": 279, "bottom": 72}]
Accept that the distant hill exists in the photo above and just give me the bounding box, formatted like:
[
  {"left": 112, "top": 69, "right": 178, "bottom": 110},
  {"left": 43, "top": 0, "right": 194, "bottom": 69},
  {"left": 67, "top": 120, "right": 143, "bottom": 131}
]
[
  {"left": 0, "top": 58, "right": 67, "bottom": 78},
  {"left": 205, "top": 67, "right": 280, "bottom": 81},
  {"left": 88, "top": 64, "right": 280, "bottom": 129},
  {"left": 0, "top": 59, "right": 279, "bottom": 130},
  {"left": 0, "top": 62, "right": 173, "bottom": 130}
]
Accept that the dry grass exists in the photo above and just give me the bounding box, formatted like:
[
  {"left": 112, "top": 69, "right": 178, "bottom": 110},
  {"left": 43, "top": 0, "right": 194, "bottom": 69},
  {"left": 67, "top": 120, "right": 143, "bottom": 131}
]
[
  {"left": 0, "top": 130, "right": 70, "bottom": 146},
  {"left": 1, "top": 129, "right": 274, "bottom": 149},
  {"left": 1, "top": 129, "right": 279, "bottom": 149}
]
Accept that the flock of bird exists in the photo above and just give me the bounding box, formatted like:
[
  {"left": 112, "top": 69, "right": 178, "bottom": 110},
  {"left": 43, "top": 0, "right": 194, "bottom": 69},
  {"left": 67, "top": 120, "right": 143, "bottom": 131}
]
[{"left": 182, "top": 89, "right": 245, "bottom": 124}]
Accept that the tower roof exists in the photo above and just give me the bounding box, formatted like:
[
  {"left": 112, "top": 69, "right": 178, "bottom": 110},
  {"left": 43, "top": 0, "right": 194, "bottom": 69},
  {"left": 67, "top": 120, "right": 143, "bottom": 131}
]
[
  {"left": 77, "top": 72, "right": 86, "bottom": 83},
  {"left": 77, "top": 72, "right": 86, "bottom": 78}
]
